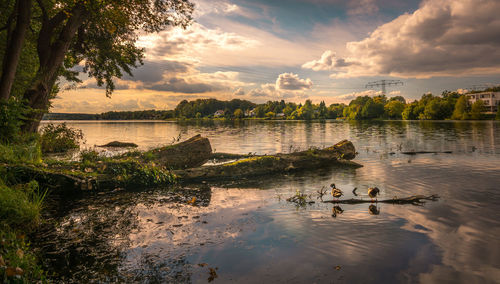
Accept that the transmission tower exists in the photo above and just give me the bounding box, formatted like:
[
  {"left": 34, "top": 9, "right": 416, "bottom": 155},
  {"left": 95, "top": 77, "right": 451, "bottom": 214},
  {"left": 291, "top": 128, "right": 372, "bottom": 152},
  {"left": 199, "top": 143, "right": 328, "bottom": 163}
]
[
  {"left": 365, "top": 80, "right": 403, "bottom": 96},
  {"left": 467, "top": 84, "right": 492, "bottom": 92}
]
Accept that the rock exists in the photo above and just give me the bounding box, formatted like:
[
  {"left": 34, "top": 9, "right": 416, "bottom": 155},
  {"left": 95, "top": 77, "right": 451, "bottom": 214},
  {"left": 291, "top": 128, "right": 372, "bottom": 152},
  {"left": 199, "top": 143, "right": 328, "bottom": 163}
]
[
  {"left": 99, "top": 141, "right": 138, "bottom": 147},
  {"left": 145, "top": 134, "right": 212, "bottom": 169}
]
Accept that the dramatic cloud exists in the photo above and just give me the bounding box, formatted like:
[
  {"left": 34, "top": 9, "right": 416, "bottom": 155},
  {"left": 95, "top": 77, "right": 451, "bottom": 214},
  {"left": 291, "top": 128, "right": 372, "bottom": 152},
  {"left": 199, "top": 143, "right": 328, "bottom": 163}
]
[
  {"left": 138, "top": 23, "right": 259, "bottom": 61},
  {"left": 302, "top": 50, "right": 354, "bottom": 71},
  {"left": 244, "top": 73, "right": 312, "bottom": 102},
  {"left": 312, "top": 0, "right": 500, "bottom": 78},
  {"left": 275, "top": 73, "right": 313, "bottom": 91}
]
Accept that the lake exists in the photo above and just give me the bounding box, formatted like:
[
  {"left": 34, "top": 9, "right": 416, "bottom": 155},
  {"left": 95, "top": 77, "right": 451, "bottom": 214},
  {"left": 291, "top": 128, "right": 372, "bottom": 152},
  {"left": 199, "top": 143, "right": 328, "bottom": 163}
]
[{"left": 36, "top": 120, "right": 500, "bottom": 283}]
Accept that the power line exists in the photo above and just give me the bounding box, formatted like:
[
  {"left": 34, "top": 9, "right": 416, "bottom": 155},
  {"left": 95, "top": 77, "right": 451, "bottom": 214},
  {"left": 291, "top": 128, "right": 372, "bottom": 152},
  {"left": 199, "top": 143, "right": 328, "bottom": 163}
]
[{"left": 365, "top": 80, "right": 403, "bottom": 96}]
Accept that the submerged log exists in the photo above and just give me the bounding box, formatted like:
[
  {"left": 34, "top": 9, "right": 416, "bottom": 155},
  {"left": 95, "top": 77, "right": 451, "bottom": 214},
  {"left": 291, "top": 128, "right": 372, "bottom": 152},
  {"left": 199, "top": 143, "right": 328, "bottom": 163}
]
[
  {"left": 175, "top": 140, "right": 361, "bottom": 182},
  {"left": 322, "top": 194, "right": 440, "bottom": 205}
]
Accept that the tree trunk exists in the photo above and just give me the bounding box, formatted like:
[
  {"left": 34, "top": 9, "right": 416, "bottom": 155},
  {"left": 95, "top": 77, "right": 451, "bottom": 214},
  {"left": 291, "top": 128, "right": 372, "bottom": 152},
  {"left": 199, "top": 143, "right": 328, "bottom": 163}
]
[
  {"left": 21, "top": 5, "right": 86, "bottom": 132},
  {"left": 0, "top": 0, "right": 31, "bottom": 101}
]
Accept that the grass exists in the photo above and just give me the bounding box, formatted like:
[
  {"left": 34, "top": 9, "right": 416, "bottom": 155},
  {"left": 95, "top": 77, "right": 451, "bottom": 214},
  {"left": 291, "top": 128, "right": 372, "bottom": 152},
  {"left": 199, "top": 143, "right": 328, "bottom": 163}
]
[
  {"left": 0, "top": 138, "right": 41, "bottom": 165},
  {"left": 0, "top": 180, "right": 47, "bottom": 282}
]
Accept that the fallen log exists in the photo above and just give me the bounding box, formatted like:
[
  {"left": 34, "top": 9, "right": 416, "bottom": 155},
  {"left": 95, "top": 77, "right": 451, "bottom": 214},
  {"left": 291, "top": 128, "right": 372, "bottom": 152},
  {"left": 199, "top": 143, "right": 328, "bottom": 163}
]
[
  {"left": 174, "top": 140, "right": 361, "bottom": 182},
  {"left": 322, "top": 194, "right": 440, "bottom": 205},
  {"left": 2, "top": 137, "right": 361, "bottom": 193}
]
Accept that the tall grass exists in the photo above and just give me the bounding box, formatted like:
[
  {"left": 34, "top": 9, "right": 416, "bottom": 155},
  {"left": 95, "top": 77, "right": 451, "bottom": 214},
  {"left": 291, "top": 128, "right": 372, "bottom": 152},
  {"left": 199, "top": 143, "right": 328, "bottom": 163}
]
[{"left": 0, "top": 137, "right": 42, "bottom": 164}]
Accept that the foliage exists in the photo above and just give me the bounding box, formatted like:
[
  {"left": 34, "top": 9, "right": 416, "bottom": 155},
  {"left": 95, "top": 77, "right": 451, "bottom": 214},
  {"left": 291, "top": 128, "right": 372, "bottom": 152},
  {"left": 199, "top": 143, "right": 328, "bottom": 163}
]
[
  {"left": 39, "top": 123, "right": 84, "bottom": 153},
  {"left": 384, "top": 100, "right": 405, "bottom": 119},
  {"left": 0, "top": 137, "right": 41, "bottom": 164},
  {"left": 233, "top": 108, "right": 244, "bottom": 119},
  {"left": 80, "top": 149, "right": 101, "bottom": 163},
  {"left": 402, "top": 102, "right": 417, "bottom": 120},
  {"left": 0, "top": 226, "right": 46, "bottom": 282},
  {"left": 496, "top": 106, "right": 500, "bottom": 120},
  {"left": 0, "top": 98, "right": 29, "bottom": 143},
  {"left": 422, "top": 98, "right": 450, "bottom": 120},
  {"left": 0, "top": 181, "right": 44, "bottom": 230},
  {"left": 102, "top": 160, "right": 176, "bottom": 188},
  {"left": 470, "top": 100, "right": 485, "bottom": 120},
  {"left": 451, "top": 96, "right": 470, "bottom": 120}
]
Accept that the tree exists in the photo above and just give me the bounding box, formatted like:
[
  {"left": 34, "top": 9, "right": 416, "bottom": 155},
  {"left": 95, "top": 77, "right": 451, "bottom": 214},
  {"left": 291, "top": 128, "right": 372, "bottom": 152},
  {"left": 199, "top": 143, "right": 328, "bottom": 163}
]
[
  {"left": 255, "top": 105, "right": 266, "bottom": 118},
  {"left": 318, "top": 101, "right": 327, "bottom": 118},
  {"left": 422, "top": 98, "right": 448, "bottom": 120},
  {"left": 470, "top": 100, "right": 484, "bottom": 120},
  {"left": 451, "top": 96, "right": 469, "bottom": 120},
  {"left": 384, "top": 100, "right": 405, "bottom": 119},
  {"left": 389, "top": 96, "right": 406, "bottom": 103},
  {"left": 297, "top": 100, "right": 314, "bottom": 120},
  {"left": 233, "top": 108, "right": 243, "bottom": 119},
  {"left": 402, "top": 102, "right": 417, "bottom": 120},
  {"left": 0, "top": 0, "right": 194, "bottom": 132},
  {"left": 360, "top": 98, "right": 384, "bottom": 119},
  {"left": 283, "top": 105, "right": 294, "bottom": 118},
  {"left": 0, "top": 0, "right": 32, "bottom": 101},
  {"left": 496, "top": 106, "right": 500, "bottom": 120}
]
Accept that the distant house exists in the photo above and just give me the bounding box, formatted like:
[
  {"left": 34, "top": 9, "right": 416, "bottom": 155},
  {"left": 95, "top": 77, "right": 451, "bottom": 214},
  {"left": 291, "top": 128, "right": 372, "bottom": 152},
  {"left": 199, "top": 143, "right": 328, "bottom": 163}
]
[
  {"left": 214, "top": 110, "right": 225, "bottom": 117},
  {"left": 276, "top": 113, "right": 285, "bottom": 118},
  {"left": 467, "top": 92, "right": 500, "bottom": 112},
  {"left": 245, "top": 109, "right": 256, "bottom": 117}
]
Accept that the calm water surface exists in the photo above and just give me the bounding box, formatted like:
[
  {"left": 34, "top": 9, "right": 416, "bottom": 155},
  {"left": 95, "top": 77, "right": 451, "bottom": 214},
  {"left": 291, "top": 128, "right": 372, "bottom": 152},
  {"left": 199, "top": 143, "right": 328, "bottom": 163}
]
[{"left": 36, "top": 120, "right": 500, "bottom": 283}]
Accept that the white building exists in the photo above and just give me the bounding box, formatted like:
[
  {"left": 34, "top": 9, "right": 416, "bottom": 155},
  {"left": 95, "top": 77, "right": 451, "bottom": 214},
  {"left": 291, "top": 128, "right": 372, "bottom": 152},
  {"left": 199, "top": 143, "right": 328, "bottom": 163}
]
[
  {"left": 214, "top": 110, "right": 225, "bottom": 117},
  {"left": 467, "top": 92, "right": 500, "bottom": 112}
]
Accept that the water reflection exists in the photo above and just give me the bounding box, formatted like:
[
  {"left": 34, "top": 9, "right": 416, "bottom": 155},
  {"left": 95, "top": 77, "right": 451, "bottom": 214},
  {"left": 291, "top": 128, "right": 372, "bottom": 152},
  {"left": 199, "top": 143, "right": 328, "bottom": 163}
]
[{"left": 36, "top": 120, "right": 500, "bottom": 283}]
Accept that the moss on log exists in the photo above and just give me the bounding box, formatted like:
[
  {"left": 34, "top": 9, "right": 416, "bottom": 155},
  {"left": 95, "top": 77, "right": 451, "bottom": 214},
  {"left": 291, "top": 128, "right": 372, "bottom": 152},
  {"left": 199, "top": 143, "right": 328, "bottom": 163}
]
[
  {"left": 1, "top": 136, "right": 362, "bottom": 194},
  {"left": 174, "top": 140, "right": 361, "bottom": 182}
]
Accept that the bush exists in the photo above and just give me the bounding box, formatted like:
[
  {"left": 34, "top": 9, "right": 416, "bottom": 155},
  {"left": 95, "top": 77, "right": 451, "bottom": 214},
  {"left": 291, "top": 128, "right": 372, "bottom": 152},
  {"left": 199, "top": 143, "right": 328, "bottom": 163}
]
[{"left": 40, "top": 123, "right": 84, "bottom": 153}]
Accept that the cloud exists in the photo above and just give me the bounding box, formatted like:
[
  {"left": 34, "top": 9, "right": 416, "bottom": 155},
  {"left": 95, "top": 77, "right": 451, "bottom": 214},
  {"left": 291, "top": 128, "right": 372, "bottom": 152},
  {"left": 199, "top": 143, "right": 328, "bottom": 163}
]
[
  {"left": 138, "top": 23, "right": 259, "bottom": 61},
  {"left": 313, "top": 0, "right": 500, "bottom": 78},
  {"left": 150, "top": 78, "right": 216, "bottom": 93},
  {"left": 244, "top": 73, "right": 312, "bottom": 101},
  {"left": 302, "top": 50, "right": 355, "bottom": 71},
  {"left": 334, "top": 89, "right": 382, "bottom": 103},
  {"left": 275, "top": 73, "right": 313, "bottom": 91},
  {"left": 347, "top": 0, "right": 379, "bottom": 16},
  {"left": 233, "top": 88, "right": 245, "bottom": 96}
]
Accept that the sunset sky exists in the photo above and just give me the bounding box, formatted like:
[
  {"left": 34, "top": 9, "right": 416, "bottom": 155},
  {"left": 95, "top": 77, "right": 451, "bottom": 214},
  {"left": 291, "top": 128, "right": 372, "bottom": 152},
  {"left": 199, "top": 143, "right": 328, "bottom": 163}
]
[{"left": 53, "top": 0, "right": 500, "bottom": 113}]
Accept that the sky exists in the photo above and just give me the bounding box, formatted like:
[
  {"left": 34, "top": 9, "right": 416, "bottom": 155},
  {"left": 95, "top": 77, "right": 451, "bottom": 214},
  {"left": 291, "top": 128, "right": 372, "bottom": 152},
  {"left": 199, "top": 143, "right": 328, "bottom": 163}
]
[{"left": 53, "top": 0, "right": 500, "bottom": 113}]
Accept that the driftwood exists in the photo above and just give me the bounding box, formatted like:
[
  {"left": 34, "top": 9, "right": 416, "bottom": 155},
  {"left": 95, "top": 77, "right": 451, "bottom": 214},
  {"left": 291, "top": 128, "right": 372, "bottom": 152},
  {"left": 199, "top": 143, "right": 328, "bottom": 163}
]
[
  {"left": 401, "top": 151, "right": 452, "bottom": 155},
  {"left": 322, "top": 194, "right": 440, "bottom": 205},
  {"left": 174, "top": 140, "right": 361, "bottom": 182}
]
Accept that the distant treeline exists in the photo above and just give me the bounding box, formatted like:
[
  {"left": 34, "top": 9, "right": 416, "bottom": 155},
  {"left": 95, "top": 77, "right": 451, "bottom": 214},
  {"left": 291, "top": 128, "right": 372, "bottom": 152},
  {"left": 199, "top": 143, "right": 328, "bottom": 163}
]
[
  {"left": 42, "top": 110, "right": 175, "bottom": 120},
  {"left": 44, "top": 86, "right": 500, "bottom": 121},
  {"left": 173, "top": 90, "right": 500, "bottom": 121}
]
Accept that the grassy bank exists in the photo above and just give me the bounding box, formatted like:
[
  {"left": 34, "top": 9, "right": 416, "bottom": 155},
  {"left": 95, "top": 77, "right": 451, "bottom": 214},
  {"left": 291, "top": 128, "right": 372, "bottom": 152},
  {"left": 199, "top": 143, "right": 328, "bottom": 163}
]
[{"left": 0, "top": 141, "right": 47, "bottom": 282}]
